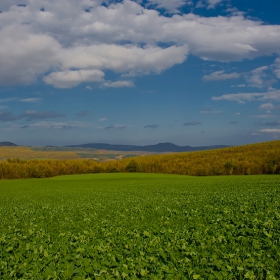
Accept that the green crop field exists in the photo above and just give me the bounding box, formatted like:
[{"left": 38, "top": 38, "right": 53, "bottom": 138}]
[{"left": 0, "top": 174, "right": 280, "bottom": 279}]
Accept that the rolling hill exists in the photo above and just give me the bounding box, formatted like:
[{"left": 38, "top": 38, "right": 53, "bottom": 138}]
[
  {"left": 65, "top": 142, "right": 229, "bottom": 152},
  {"left": 0, "top": 141, "right": 17, "bottom": 147}
]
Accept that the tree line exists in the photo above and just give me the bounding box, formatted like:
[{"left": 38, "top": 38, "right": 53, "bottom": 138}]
[{"left": 0, "top": 140, "right": 280, "bottom": 179}]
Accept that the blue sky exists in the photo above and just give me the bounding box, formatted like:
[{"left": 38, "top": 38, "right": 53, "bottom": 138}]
[{"left": 1, "top": 0, "right": 280, "bottom": 146}]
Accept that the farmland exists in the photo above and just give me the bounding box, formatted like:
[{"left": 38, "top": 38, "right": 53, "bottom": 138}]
[
  {"left": 1, "top": 173, "right": 280, "bottom": 279},
  {"left": 0, "top": 146, "right": 147, "bottom": 161}
]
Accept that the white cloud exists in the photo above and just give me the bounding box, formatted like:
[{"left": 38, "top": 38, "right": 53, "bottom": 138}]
[
  {"left": 43, "top": 70, "right": 105, "bottom": 88},
  {"left": 245, "top": 66, "right": 269, "bottom": 88},
  {"left": 85, "top": 85, "right": 92, "bottom": 90},
  {"left": 233, "top": 43, "right": 257, "bottom": 52},
  {"left": 206, "top": 0, "right": 224, "bottom": 9},
  {"left": 20, "top": 98, "right": 41, "bottom": 103},
  {"left": 22, "top": 121, "right": 86, "bottom": 129},
  {"left": 212, "top": 92, "right": 262, "bottom": 103},
  {"left": 0, "top": 0, "right": 280, "bottom": 88},
  {"left": 213, "top": 90, "right": 280, "bottom": 103},
  {"left": 147, "top": 0, "right": 189, "bottom": 13},
  {"left": 231, "top": 84, "right": 245, "bottom": 88},
  {"left": 196, "top": 0, "right": 225, "bottom": 9},
  {"left": 103, "top": 81, "right": 135, "bottom": 88},
  {"left": 259, "top": 103, "right": 274, "bottom": 111},
  {"left": 259, "top": 129, "right": 280, "bottom": 133},
  {"left": 98, "top": 118, "right": 107, "bottom": 122},
  {"left": 260, "top": 90, "right": 280, "bottom": 101},
  {"left": 105, "top": 124, "right": 131, "bottom": 129},
  {"left": 251, "top": 115, "right": 276, "bottom": 119},
  {"left": 60, "top": 44, "right": 188, "bottom": 76},
  {"left": 273, "top": 58, "right": 280, "bottom": 79},
  {"left": 0, "top": 25, "right": 60, "bottom": 85},
  {"left": 0, "top": 98, "right": 18, "bottom": 103},
  {"left": 203, "top": 70, "right": 240, "bottom": 81}
]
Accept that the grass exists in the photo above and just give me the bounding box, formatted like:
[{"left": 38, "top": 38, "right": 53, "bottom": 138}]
[{"left": 0, "top": 173, "right": 280, "bottom": 279}]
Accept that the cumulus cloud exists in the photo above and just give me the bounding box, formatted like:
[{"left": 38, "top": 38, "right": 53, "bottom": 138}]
[
  {"left": 60, "top": 44, "right": 188, "bottom": 76},
  {"left": 203, "top": 70, "right": 240, "bottom": 81},
  {"left": 259, "top": 103, "right": 274, "bottom": 111},
  {"left": 207, "top": 0, "right": 224, "bottom": 9},
  {"left": 197, "top": 0, "right": 225, "bottom": 9},
  {"left": 43, "top": 70, "right": 105, "bottom": 88},
  {"left": 183, "top": 121, "right": 201, "bottom": 126},
  {"left": 245, "top": 66, "right": 274, "bottom": 88},
  {"left": 103, "top": 81, "right": 135, "bottom": 88},
  {"left": 144, "top": 124, "right": 159, "bottom": 128},
  {"left": 212, "top": 90, "right": 280, "bottom": 103},
  {"left": 147, "top": 0, "right": 189, "bottom": 13},
  {"left": 0, "top": 0, "right": 280, "bottom": 88},
  {"left": 0, "top": 25, "right": 60, "bottom": 85}
]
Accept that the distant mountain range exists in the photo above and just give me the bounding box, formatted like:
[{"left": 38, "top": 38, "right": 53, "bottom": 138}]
[
  {"left": 0, "top": 141, "right": 17, "bottom": 147},
  {"left": 65, "top": 142, "right": 230, "bottom": 153},
  {"left": 0, "top": 141, "right": 230, "bottom": 152}
]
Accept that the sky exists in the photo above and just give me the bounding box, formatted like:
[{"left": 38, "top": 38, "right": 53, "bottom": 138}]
[{"left": 1, "top": 0, "right": 280, "bottom": 147}]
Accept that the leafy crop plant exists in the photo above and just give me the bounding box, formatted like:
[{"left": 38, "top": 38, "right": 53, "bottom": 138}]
[{"left": 0, "top": 173, "right": 280, "bottom": 279}]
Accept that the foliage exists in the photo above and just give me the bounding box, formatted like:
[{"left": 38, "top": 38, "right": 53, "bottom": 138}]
[
  {"left": 1, "top": 140, "right": 280, "bottom": 179},
  {"left": 125, "top": 160, "right": 140, "bottom": 172},
  {"left": 0, "top": 173, "right": 280, "bottom": 279}
]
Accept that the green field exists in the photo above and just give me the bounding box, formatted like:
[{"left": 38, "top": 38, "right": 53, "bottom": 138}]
[{"left": 1, "top": 174, "right": 280, "bottom": 279}]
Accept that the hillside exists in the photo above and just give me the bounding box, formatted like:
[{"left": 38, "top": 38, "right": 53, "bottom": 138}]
[
  {"left": 65, "top": 142, "right": 229, "bottom": 152},
  {"left": 0, "top": 141, "right": 17, "bottom": 147},
  {"left": 0, "top": 146, "right": 145, "bottom": 161},
  {"left": 117, "top": 139, "right": 280, "bottom": 176},
  {"left": 0, "top": 140, "right": 279, "bottom": 179}
]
